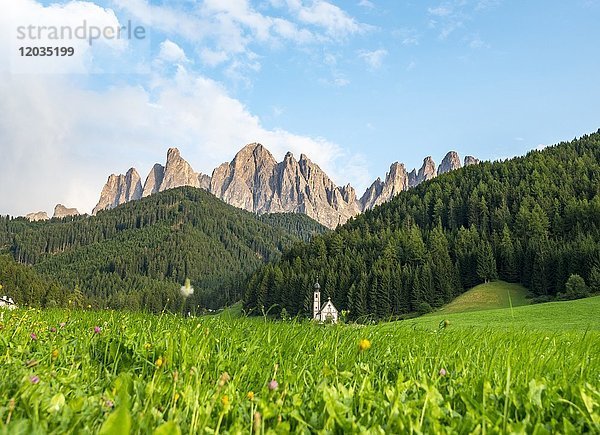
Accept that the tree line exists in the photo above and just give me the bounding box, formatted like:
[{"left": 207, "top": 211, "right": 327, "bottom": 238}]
[{"left": 0, "top": 187, "right": 325, "bottom": 312}]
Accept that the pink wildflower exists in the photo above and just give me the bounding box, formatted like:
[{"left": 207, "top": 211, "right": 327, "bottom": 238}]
[
  {"left": 30, "top": 375, "right": 40, "bottom": 384},
  {"left": 268, "top": 380, "right": 278, "bottom": 391}
]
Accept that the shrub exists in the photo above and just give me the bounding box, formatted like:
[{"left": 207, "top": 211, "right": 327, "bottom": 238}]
[
  {"left": 416, "top": 302, "right": 433, "bottom": 315},
  {"left": 564, "top": 274, "right": 589, "bottom": 300}
]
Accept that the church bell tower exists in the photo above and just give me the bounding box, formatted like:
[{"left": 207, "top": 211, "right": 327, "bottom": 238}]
[{"left": 313, "top": 280, "right": 321, "bottom": 320}]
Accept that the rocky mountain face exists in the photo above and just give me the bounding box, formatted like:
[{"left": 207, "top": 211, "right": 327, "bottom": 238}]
[
  {"left": 92, "top": 168, "right": 142, "bottom": 215},
  {"left": 26, "top": 211, "right": 49, "bottom": 221},
  {"left": 142, "top": 164, "right": 165, "bottom": 198},
  {"left": 209, "top": 144, "right": 360, "bottom": 228},
  {"left": 53, "top": 204, "right": 79, "bottom": 219},
  {"left": 361, "top": 162, "right": 408, "bottom": 210},
  {"left": 437, "top": 151, "right": 462, "bottom": 175},
  {"left": 464, "top": 155, "right": 480, "bottom": 166},
  {"left": 91, "top": 145, "right": 477, "bottom": 228}
]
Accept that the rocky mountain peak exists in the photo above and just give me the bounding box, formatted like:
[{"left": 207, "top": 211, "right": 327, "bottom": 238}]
[
  {"left": 53, "top": 204, "right": 79, "bottom": 219},
  {"left": 91, "top": 144, "right": 475, "bottom": 228},
  {"left": 142, "top": 163, "right": 165, "bottom": 198},
  {"left": 26, "top": 211, "right": 49, "bottom": 221},
  {"left": 408, "top": 156, "right": 436, "bottom": 187},
  {"left": 160, "top": 147, "right": 203, "bottom": 192},
  {"left": 92, "top": 168, "right": 142, "bottom": 215},
  {"left": 166, "top": 147, "right": 181, "bottom": 162},
  {"left": 360, "top": 162, "right": 408, "bottom": 210},
  {"left": 437, "top": 151, "right": 462, "bottom": 175},
  {"left": 464, "top": 155, "right": 480, "bottom": 166}
]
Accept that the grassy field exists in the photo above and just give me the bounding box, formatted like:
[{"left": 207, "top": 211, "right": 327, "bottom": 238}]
[
  {"left": 433, "top": 280, "right": 530, "bottom": 315},
  {"left": 0, "top": 298, "right": 599, "bottom": 433}
]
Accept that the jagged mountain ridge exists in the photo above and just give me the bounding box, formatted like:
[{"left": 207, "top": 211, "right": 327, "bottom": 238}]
[{"left": 93, "top": 144, "right": 477, "bottom": 228}]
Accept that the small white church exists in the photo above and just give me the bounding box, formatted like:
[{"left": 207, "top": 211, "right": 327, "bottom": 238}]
[{"left": 312, "top": 280, "right": 338, "bottom": 323}]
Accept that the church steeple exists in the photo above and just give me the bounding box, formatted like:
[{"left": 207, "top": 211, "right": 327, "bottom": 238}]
[{"left": 313, "top": 279, "right": 321, "bottom": 320}]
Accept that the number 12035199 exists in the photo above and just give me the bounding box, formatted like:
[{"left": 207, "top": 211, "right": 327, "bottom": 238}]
[{"left": 19, "top": 47, "right": 75, "bottom": 56}]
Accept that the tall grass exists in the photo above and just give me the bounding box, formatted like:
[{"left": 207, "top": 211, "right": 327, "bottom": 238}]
[{"left": 0, "top": 303, "right": 598, "bottom": 433}]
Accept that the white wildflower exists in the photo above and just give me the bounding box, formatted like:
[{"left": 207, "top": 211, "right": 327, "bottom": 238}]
[{"left": 180, "top": 278, "right": 194, "bottom": 298}]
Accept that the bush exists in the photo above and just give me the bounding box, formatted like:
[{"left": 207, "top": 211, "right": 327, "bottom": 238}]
[
  {"left": 416, "top": 302, "right": 433, "bottom": 315},
  {"left": 564, "top": 274, "right": 589, "bottom": 300}
]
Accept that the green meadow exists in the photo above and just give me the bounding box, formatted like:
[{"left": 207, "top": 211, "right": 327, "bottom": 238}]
[
  {"left": 0, "top": 297, "right": 599, "bottom": 434},
  {"left": 433, "top": 281, "right": 531, "bottom": 315}
]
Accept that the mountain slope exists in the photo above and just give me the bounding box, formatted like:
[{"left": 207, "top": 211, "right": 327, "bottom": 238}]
[
  {"left": 243, "top": 130, "right": 600, "bottom": 320},
  {"left": 2, "top": 187, "right": 327, "bottom": 311},
  {"left": 433, "top": 281, "right": 530, "bottom": 315}
]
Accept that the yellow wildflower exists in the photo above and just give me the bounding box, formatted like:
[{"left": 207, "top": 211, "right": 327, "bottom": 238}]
[
  {"left": 247, "top": 391, "right": 254, "bottom": 401},
  {"left": 174, "top": 392, "right": 180, "bottom": 403},
  {"left": 155, "top": 357, "right": 164, "bottom": 368},
  {"left": 358, "top": 339, "right": 371, "bottom": 352},
  {"left": 143, "top": 342, "right": 152, "bottom": 351},
  {"left": 221, "top": 395, "right": 229, "bottom": 407},
  {"left": 51, "top": 349, "right": 59, "bottom": 360}
]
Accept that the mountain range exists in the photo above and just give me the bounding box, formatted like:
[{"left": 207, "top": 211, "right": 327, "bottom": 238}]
[{"left": 90, "top": 144, "right": 478, "bottom": 228}]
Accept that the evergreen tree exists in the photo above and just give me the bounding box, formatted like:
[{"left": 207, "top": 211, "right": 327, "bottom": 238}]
[{"left": 476, "top": 241, "right": 497, "bottom": 283}]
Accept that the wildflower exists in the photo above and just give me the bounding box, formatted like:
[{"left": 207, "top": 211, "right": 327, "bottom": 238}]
[
  {"left": 174, "top": 393, "right": 180, "bottom": 403},
  {"left": 59, "top": 322, "right": 66, "bottom": 328},
  {"left": 155, "top": 357, "right": 164, "bottom": 368},
  {"left": 221, "top": 395, "right": 229, "bottom": 407},
  {"left": 50, "top": 327, "right": 57, "bottom": 333},
  {"left": 29, "top": 375, "right": 40, "bottom": 384},
  {"left": 439, "top": 368, "right": 447, "bottom": 376},
  {"left": 180, "top": 278, "right": 194, "bottom": 298},
  {"left": 358, "top": 339, "right": 371, "bottom": 352},
  {"left": 219, "top": 372, "right": 230, "bottom": 387},
  {"left": 94, "top": 326, "right": 102, "bottom": 334},
  {"left": 51, "top": 349, "right": 59, "bottom": 360},
  {"left": 268, "top": 380, "right": 278, "bottom": 391},
  {"left": 105, "top": 399, "right": 114, "bottom": 408},
  {"left": 143, "top": 342, "right": 152, "bottom": 351},
  {"left": 30, "top": 333, "right": 38, "bottom": 341},
  {"left": 247, "top": 391, "right": 255, "bottom": 401}
]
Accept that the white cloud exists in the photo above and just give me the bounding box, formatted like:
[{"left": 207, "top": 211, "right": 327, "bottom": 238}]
[
  {"left": 358, "top": 0, "right": 375, "bottom": 9},
  {"left": 358, "top": 48, "right": 387, "bottom": 70},
  {"left": 0, "top": 65, "right": 368, "bottom": 216},
  {"left": 200, "top": 48, "right": 229, "bottom": 67},
  {"left": 280, "top": 0, "right": 370, "bottom": 38},
  {"left": 392, "top": 27, "right": 420, "bottom": 46},
  {"left": 428, "top": 6, "right": 453, "bottom": 17},
  {"left": 468, "top": 34, "right": 488, "bottom": 49},
  {"left": 0, "top": 0, "right": 372, "bottom": 216},
  {"left": 158, "top": 40, "right": 188, "bottom": 63}
]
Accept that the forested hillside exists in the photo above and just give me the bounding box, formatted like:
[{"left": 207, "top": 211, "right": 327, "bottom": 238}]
[
  {"left": 244, "top": 130, "right": 600, "bottom": 320},
  {"left": 0, "top": 187, "right": 326, "bottom": 311}
]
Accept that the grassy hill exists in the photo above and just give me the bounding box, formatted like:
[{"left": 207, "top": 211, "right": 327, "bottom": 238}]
[
  {"left": 410, "top": 295, "right": 600, "bottom": 331},
  {"left": 433, "top": 280, "right": 530, "bottom": 315}
]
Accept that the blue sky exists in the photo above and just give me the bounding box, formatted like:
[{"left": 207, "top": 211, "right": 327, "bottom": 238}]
[{"left": 1, "top": 0, "right": 599, "bottom": 216}]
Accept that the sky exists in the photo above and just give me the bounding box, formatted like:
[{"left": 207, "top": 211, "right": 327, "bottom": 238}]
[{"left": 1, "top": 0, "right": 599, "bottom": 217}]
